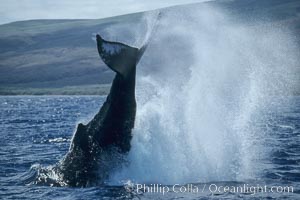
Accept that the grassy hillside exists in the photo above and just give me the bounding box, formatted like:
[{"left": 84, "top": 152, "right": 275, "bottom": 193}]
[
  {"left": 0, "top": 0, "right": 299, "bottom": 95},
  {"left": 0, "top": 13, "right": 143, "bottom": 92}
]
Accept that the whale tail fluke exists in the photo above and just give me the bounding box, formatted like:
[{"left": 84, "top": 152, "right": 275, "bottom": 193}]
[{"left": 96, "top": 34, "right": 146, "bottom": 78}]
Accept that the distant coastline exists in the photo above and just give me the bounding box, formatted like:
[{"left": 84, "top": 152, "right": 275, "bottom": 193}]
[
  {"left": 0, "top": 84, "right": 110, "bottom": 95},
  {"left": 0, "top": 0, "right": 299, "bottom": 96},
  {"left": 0, "top": 84, "right": 299, "bottom": 96}
]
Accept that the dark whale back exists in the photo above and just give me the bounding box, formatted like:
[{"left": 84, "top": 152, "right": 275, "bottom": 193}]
[{"left": 57, "top": 35, "right": 146, "bottom": 187}]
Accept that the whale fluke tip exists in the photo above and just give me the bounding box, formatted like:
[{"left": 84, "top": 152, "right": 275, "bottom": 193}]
[
  {"left": 96, "top": 35, "right": 143, "bottom": 78},
  {"left": 96, "top": 34, "right": 102, "bottom": 41}
]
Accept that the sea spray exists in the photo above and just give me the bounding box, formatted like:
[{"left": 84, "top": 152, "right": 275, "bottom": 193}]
[{"left": 109, "top": 4, "right": 299, "bottom": 185}]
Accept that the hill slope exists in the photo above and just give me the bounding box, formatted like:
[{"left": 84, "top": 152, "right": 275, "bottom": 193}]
[{"left": 0, "top": 0, "right": 299, "bottom": 95}]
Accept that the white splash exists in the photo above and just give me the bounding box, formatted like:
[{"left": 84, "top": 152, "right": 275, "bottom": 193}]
[
  {"left": 108, "top": 4, "right": 299, "bottom": 185},
  {"left": 102, "top": 42, "right": 125, "bottom": 55}
]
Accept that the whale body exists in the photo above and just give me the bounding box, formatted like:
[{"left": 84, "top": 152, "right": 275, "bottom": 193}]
[{"left": 54, "top": 35, "right": 146, "bottom": 187}]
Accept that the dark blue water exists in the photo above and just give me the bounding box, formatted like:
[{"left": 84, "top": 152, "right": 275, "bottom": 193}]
[{"left": 0, "top": 96, "right": 299, "bottom": 199}]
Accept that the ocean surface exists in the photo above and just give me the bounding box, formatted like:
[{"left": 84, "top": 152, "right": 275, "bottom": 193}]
[{"left": 0, "top": 95, "right": 299, "bottom": 199}]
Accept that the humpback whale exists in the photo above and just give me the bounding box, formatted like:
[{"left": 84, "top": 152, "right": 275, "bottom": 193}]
[{"left": 54, "top": 35, "right": 147, "bottom": 187}]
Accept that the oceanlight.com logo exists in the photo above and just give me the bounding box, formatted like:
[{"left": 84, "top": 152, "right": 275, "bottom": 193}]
[{"left": 134, "top": 183, "right": 294, "bottom": 196}]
